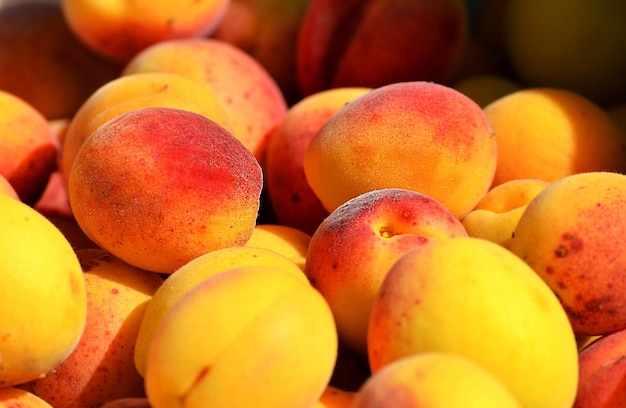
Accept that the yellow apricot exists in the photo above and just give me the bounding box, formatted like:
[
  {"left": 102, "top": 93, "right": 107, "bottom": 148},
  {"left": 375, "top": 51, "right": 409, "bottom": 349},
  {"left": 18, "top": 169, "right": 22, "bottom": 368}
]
[
  {"left": 0, "top": 194, "right": 86, "bottom": 387},
  {"left": 245, "top": 224, "right": 311, "bottom": 271}
]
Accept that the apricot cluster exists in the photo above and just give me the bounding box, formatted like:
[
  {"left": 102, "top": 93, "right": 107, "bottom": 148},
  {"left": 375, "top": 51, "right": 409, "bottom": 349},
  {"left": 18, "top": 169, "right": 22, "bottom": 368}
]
[{"left": 1, "top": 0, "right": 626, "bottom": 407}]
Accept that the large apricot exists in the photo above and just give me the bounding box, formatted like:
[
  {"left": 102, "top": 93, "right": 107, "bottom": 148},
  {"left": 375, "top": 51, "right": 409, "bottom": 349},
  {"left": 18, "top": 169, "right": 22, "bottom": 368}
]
[
  {"left": 0, "top": 194, "right": 87, "bottom": 387},
  {"left": 68, "top": 107, "right": 263, "bottom": 273},
  {"left": 509, "top": 171, "right": 626, "bottom": 335},
  {"left": 303, "top": 81, "right": 497, "bottom": 219}
]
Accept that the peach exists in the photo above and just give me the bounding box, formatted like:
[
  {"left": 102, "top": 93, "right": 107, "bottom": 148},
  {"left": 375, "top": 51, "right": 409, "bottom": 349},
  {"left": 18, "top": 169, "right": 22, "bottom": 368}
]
[
  {"left": 0, "top": 2, "right": 122, "bottom": 120},
  {"left": 20, "top": 248, "right": 163, "bottom": 408},
  {"left": 296, "top": 0, "right": 469, "bottom": 96},
  {"left": 352, "top": 352, "right": 522, "bottom": 408},
  {"left": 303, "top": 81, "right": 497, "bottom": 219},
  {"left": 265, "top": 87, "right": 371, "bottom": 235},
  {"left": 503, "top": 0, "right": 626, "bottom": 106},
  {"left": 61, "top": 0, "right": 230, "bottom": 62},
  {"left": 144, "top": 266, "right": 337, "bottom": 408},
  {"left": 244, "top": 224, "right": 312, "bottom": 271},
  {"left": 461, "top": 178, "right": 549, "bottom": 248},
  {"left": 134, "top": 246, "right": 307, "bottom": 377},
  {"left": 305, "top": 188, "right": 467, "bottom": 355},
  {"left": 509, "top": 171, "right": 626, "bottom": 336},
  {"left": 484, "top": 88, "right": 626, "bottom": 187},
  {"left": 0, "top": 194, "right": 87, "bottom": 387},
  {"left": 574, "top": 328, "right": 626, "bottom": 407},
  {"left": 68, "top": 107, "right": 263, "bottom": 274},
  {"left": 0, "top": 90, "right": 59, "bottom": 204},
  {"left": 212, "top": 0, "right": 311, "bottom": 104},
  {"left": 368, "top": 237, "right": 579, "bottom": 408},
  {"left": 0, "top": 387, "right": 53, "bottom": 408},
  {"left": 59, "top": 72, "right": 233, "bottom": 187},
  {"left": 122, "top": 38, "right": 288, "bottom": 164}
]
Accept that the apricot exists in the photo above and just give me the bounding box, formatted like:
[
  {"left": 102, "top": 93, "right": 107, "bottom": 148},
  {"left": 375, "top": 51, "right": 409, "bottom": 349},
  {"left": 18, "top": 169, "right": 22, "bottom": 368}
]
[
  {"left": 461, "top": 178, "right": 549, "bottom": 248},
  {"left": 60, "top": 72, "right": 232, "bottom": 187},
  {"left": 608, "top": 103, "right": 626, "bottom": 132},
  {"left": 244, "top": 224, "right": 311, "bottom": 271},
  {"left": 0, "top": 90, "right": 58, "bottom": 204},
  {"left": 315, "top": 385, "right": 356, "bottom": 408},
  {"left": 68, "top": 107, "right": 263, "bottom": 273},
  {"left": 20, "top": 248, "right": 163, "bottom": 408},
  {"left": 503, "top": 0, "right": 626, "bottom": 106},
  {"left": 574, "top": 327, "right": 626, "bottom": 407},
  {"left": 61, "top": 0, "right": 230, "bottom": 62},
  {"left": 303, "top": 81, "right": 497, "bottom": 219},
  {"left": 0, "top": 2, "right": 121, "bottom": 120},
  {"left": 0, "top": 387, "right": 53, "bottom": 408},
  {"left": 122, "top": 38, "right": 288, "bottom": 164},
  {"left": 0, "top": 194, "right": 87, "bottom": 387},
  {"left": 509, "top": 171, "right": 626, "bottom": 335},
  {"left": 484, "top": 88, "right": 626, "bottom": 187},
  {"left": 352, "top": 352, "right": 522, "bottom": 408},
  {"left": 100, "top": 398, "right": 151, "bottom": 408},
  {"left": 0, "top": 173, "right": 19, "bottom": 200},
  {"left": 305, "top": 188, "right": 467, "bottom": 355},
  {"left": 296, "top": 0, "right": 469, "bottom": 96},
  {"left": 368, "top": 237, "right": 579, "bottom": 408},
  {"left": 213, "top": 0, "right": 311, "bottom": 104},
  {"left": 265, "top": 87, "right": 371, "bottom": 235},
  {"left": 134, "top": 246, "right": 307, "bottom": 377},
  {"left": 144, "top": 266, "right": 337, "bottom": 408}
]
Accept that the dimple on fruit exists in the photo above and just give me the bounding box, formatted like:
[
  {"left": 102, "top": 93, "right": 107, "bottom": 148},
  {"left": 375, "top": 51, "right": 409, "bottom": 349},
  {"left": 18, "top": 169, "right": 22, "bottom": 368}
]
[{"left": 0, "top": 194, "right": 87, "bottom": 387}]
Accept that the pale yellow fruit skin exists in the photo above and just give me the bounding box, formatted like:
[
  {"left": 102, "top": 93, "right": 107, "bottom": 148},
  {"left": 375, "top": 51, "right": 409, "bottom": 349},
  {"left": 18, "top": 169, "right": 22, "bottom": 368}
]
[
  {"left": 134, "top": 246, "right": 308, "bottom": 377},
  {"left": 0, "top": 194, "right": 87, "bottom": 387},
  {"left": 462, "top": 179, "right": 549, "bottom": 248},
  {"left": 353, "top": 352, "right": 522, "bottom": 408},
  {"left": 368, "top": 237, "right": 578, "bottom": 408},
  {"left": 0, "top": 387, "right": 53, "bottom": 407},
  {"left": 245, "top": 224, "right": 311, "bottom": 270},
  {"left": 145, "top": 266, "right": 338, "bottom": 408}
]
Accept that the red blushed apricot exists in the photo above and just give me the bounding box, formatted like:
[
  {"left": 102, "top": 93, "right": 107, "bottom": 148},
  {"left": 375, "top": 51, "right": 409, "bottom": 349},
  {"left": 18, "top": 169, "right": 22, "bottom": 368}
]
[
  {"left": 303, "top": 81, "right": 497, "bottom": 219},
  {"left": 509, "top": 172, "right": 626, "bottom": 335},
  {"left": 296, "top": 0, "right": 469, "bottom": 96},
  {"left": 0, "top": 2, "right": 122, "bottom": 120},
  {"left": 61, "top": 0, "right": 230, "bottom": 62},
  {"left": 68, "top": 107, "right": 263, "bottom": 274},
  {"left": 304, "top": 188, "right": 468, "bottom": 355},
  {"left": 574, "top": 328, "right": 626, "bottom": 407}
]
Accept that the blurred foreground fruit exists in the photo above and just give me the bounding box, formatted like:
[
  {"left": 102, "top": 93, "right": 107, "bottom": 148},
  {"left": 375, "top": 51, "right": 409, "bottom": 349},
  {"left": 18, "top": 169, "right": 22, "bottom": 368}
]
[
  {"left": 303, "top": 81, "right": 497, "bottom": 219},
  {"left": 368, "top": 237, "right": 579, "bottom": 408},
  {"left": 352, "top": 352, "right": 522, "bottom": 408},
  {"left": 0, "top": 194, "right": 87, "bottom": 387},
  {"left": 68, "top": 107, "right": 263, "bottom": 273},
  {"left": 509, "top": 171, "right": 626, "bottom": 335},
  {"left": 144, "top": 265, "right": 337, "bottom": 408},
  {"left": 0, "top": 387, "right": 53, "bottom": 408}
]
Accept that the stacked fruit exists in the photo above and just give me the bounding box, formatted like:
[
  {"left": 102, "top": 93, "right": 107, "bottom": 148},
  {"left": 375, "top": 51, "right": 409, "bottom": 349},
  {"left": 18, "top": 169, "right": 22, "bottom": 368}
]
[{"left": 0, "top": 0, "right": 626, "bottom": 407}]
